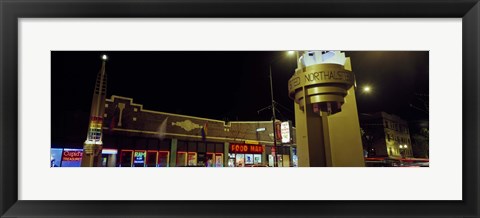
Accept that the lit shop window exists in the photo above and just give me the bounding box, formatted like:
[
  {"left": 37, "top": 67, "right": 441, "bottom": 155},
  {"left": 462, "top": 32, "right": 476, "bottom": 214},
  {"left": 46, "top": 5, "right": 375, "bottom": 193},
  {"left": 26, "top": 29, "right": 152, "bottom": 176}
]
[
  {"left": 228, "top": 153, "right": 235, "bottom": 167},
  {"left": 245, "top": 154, "right": 254, "bottom": 165},
  {"left": 187, "top": 152, "right": 197, "bottom": 166},
  {"left": 176, "top": 152, "right": 187, "bottom": 167},
  {"left": 102, "top": 156, "right": 107, "bottom": 167},
  {"left": 206, "top": 153, "right": 214, "bottom": 167},
  {"left": 215, "top": 153, "right": 223, "bottom": 167},
  {"left": 50, "top": 148, "right": 63, "bottom": 167},
  {"left": 61, "top": 149, "right": 83, "bottom": 167},
  {"left": 268, "top": 155, "right": 273, "bottom": 167},
  {"left": 253, "top": 154, "right": 262, "bottom": 165},
  {"left": 276, "top": 155, "right": 283, "bottom": 167},
  {"left": 282, "top": 154, "right": 290, "bottom": 167},
  {"left": 133, "top": 151, "right": 146, "bottom": 167},
  {"left": 235, "top": 154, "right": 245, "bottom": 167}
]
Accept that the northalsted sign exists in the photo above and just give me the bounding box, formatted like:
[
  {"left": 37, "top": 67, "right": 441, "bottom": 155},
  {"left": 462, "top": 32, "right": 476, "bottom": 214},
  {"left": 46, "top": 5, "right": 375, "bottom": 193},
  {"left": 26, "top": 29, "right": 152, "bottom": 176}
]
[{"left": 288, "top": 63, "right": 354, "bottom": 97}]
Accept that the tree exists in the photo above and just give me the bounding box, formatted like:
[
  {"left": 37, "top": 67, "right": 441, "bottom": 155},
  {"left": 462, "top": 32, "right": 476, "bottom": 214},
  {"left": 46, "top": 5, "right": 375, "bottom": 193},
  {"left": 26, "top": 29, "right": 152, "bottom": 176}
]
[
  {"left": 411, "top": 127, "right": 429, "bottom": 158},
  {"left": 360, "top": 126, "right": 381, "bottom": 157}
]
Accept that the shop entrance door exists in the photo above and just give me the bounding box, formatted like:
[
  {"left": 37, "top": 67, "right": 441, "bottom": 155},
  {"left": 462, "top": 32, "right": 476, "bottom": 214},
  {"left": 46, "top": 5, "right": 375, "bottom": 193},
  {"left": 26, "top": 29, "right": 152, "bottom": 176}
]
[{"left": 120, "top": 150, "right": 133, "bottom": 167}]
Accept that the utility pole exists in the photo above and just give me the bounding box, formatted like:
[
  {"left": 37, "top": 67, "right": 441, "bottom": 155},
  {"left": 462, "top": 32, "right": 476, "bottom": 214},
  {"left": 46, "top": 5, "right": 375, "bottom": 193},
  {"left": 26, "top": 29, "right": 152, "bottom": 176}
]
[{"left": 269, "top": 64, "right": 279, "bottom": 167}]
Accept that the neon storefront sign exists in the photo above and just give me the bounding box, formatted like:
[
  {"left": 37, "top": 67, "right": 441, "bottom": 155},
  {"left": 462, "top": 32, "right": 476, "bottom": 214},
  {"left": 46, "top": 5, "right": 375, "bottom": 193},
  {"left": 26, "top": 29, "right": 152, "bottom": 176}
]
[
  {"left": 62, "top": 150, "right": 83, "bottom": 161},
  {"left": 230, "top": 144, "right": 263, "bottom": 154}
]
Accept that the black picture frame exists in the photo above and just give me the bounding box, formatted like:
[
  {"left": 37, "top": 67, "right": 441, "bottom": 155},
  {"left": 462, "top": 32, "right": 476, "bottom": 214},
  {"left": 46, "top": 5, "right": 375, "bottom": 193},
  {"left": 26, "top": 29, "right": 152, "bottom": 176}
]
[{"left": 1, "top": 0, "right": 478, "bottom": 217}]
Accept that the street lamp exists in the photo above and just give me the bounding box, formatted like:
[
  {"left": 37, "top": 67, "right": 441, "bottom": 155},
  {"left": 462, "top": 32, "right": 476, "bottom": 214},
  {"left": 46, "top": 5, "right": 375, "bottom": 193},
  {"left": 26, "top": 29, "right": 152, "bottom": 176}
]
[{"left": 362, "top": 85, "right": 372, "bottom": 93}]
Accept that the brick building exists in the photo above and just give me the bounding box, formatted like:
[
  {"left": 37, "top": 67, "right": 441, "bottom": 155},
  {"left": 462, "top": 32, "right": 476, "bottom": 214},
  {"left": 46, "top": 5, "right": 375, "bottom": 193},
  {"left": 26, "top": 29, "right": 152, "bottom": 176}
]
[
  {"left": 359, "top": 112, "right": 413, "bottom": 159},
  {"left": 51, "top": 95, "right": 297, "bottom": 167}
]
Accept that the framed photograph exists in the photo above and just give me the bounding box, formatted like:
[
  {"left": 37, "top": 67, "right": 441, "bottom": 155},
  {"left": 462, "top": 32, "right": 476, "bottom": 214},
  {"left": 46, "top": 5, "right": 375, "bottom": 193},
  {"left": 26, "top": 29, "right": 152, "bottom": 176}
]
[{"left": 1, "top": 0, "right": 479, "bottom": 217}]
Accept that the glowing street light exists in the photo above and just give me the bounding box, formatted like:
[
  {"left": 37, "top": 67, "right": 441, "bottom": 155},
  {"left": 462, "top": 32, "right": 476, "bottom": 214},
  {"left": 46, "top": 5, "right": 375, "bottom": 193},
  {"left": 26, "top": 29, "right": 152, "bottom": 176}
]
[
  {"left": 287, "top": 51, "right": 295, "bottom": 55},
  {"left": 363, "top": 86, "right": 372, "bottom": 93},
  {"left": 102, "top": 54, "right": 108, "bottom": 61}
]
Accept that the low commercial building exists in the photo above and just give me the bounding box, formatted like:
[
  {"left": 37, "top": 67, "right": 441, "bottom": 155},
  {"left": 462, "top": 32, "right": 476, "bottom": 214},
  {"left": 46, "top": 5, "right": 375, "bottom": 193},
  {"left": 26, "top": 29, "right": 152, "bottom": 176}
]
[{"left": 51, "top": 95, "right": 297, "bottom": 167}]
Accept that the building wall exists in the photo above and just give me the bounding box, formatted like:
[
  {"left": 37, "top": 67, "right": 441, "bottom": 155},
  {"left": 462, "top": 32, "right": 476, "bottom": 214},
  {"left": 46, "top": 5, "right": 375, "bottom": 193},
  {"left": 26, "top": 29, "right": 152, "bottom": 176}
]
[
  {"left": 360, "top": 112, "right": 413, "bottom": 158},
  {"left": 95, "top": 95, "right": 297, "bottom": 167},
  {"left": 52, "top": 95, "right": 297, "bottom": 167},
  {"left": 103, "top": 95, "right": 289, "bottom": 145},
  {"left": 328, "top": 85, "right": 365, "bottom": 167}
]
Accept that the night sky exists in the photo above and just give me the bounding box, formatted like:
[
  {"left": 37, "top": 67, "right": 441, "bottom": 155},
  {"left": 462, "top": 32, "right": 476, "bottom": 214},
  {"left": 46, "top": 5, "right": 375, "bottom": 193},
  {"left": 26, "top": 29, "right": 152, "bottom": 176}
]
[{"left": 52, "top": 51, "right": 428, "bottom": 138}]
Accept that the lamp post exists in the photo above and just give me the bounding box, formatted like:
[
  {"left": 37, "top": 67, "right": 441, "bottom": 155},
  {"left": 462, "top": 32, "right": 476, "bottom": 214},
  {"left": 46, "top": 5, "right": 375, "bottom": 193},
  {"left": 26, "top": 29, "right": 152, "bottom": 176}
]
[
  {"left": 267, "top": 51, "right": 295, "bottom": 167},
  {"left": 399, "top": 144, "right": 408, "bottom": 158}
]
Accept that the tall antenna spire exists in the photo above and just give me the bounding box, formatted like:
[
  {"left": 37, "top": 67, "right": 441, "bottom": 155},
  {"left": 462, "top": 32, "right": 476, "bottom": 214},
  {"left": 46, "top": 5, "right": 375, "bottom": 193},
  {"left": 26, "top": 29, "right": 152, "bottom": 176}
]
[{"left": 81, "top": 54, "right": 108, "bottom": 167}]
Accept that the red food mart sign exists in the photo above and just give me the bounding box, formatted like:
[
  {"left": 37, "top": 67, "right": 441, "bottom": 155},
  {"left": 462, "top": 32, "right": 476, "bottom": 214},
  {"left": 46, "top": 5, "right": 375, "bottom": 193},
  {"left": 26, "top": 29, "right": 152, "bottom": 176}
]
[{"left": 230, "top": 144, "right": 263, "bottom": 154}]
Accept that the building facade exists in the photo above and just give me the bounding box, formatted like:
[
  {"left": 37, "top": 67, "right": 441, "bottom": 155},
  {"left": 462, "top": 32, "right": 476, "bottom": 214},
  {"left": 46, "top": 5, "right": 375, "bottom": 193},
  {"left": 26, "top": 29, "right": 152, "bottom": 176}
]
[
  {"left": 52, "top": 95, "right": 297, "bottom": 167},
  {"left": 359, "top": 112, "right": 413, "bottom": 159}
]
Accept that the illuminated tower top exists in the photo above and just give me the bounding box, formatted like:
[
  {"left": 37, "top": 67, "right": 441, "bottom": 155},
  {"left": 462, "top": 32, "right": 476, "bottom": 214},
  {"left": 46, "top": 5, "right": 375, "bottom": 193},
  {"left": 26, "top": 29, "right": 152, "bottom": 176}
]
[
  {"left": 85, "top": 54, "right": 108, "bottom": 145},
  {"left": 298, "top": 51, "right": 347, "bottom": 67},
  {"left": 289, "top": 51, "right": 354, "bottom": 115}
]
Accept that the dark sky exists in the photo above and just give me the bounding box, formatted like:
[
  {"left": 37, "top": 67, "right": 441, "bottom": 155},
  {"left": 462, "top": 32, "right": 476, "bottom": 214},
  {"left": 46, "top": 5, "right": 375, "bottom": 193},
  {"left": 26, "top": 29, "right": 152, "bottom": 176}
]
[{"left": 51, "top": 51, "right": 429, "bottom": 128}]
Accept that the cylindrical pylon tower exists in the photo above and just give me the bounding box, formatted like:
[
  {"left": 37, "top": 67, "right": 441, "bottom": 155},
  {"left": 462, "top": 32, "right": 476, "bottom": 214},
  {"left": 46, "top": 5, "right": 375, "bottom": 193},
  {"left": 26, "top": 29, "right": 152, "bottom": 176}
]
[
  {"left": 288, "top": 51, "right": 365, "bottom": 167},
  {"left": 81, "top": 55, "right": 108, "bottom": 167}
]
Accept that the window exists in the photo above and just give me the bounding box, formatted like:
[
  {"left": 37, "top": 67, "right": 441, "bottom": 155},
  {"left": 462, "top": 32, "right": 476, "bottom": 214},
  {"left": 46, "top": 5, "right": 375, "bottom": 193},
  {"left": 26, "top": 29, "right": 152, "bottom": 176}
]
[
  {"left": 187, "top": 152, "right": 197, "bottom": 166},
  {"left": 146, "top": 151, "right": 157, "bottom": 167},
  {"left": 157, "top": 151, "right": 169, "bottom": 167},
  {"left": 120, "top": 150, "right": 133, "bottom": 167},
  {"left": 176, "top": 152, "right": 187, "bottom": 167},
  {"left": 253, "top": 154, "right": 262, "bottom": 164},
  {"left": 215, "top": 154, "right": 224, "bottom": 167},
  {"left": 133, "top": 151, "right": 146, "bottom": 167}
]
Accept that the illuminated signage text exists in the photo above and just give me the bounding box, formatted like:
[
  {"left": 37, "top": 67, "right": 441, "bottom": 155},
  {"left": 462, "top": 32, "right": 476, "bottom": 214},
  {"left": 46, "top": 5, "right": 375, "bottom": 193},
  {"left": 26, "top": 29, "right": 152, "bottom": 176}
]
[
  {"left": 62, "top": 150, "right": 83, "bottom": 161},
  {"left": 230, "top": 144, "right": 263, "bottom": 154}
]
